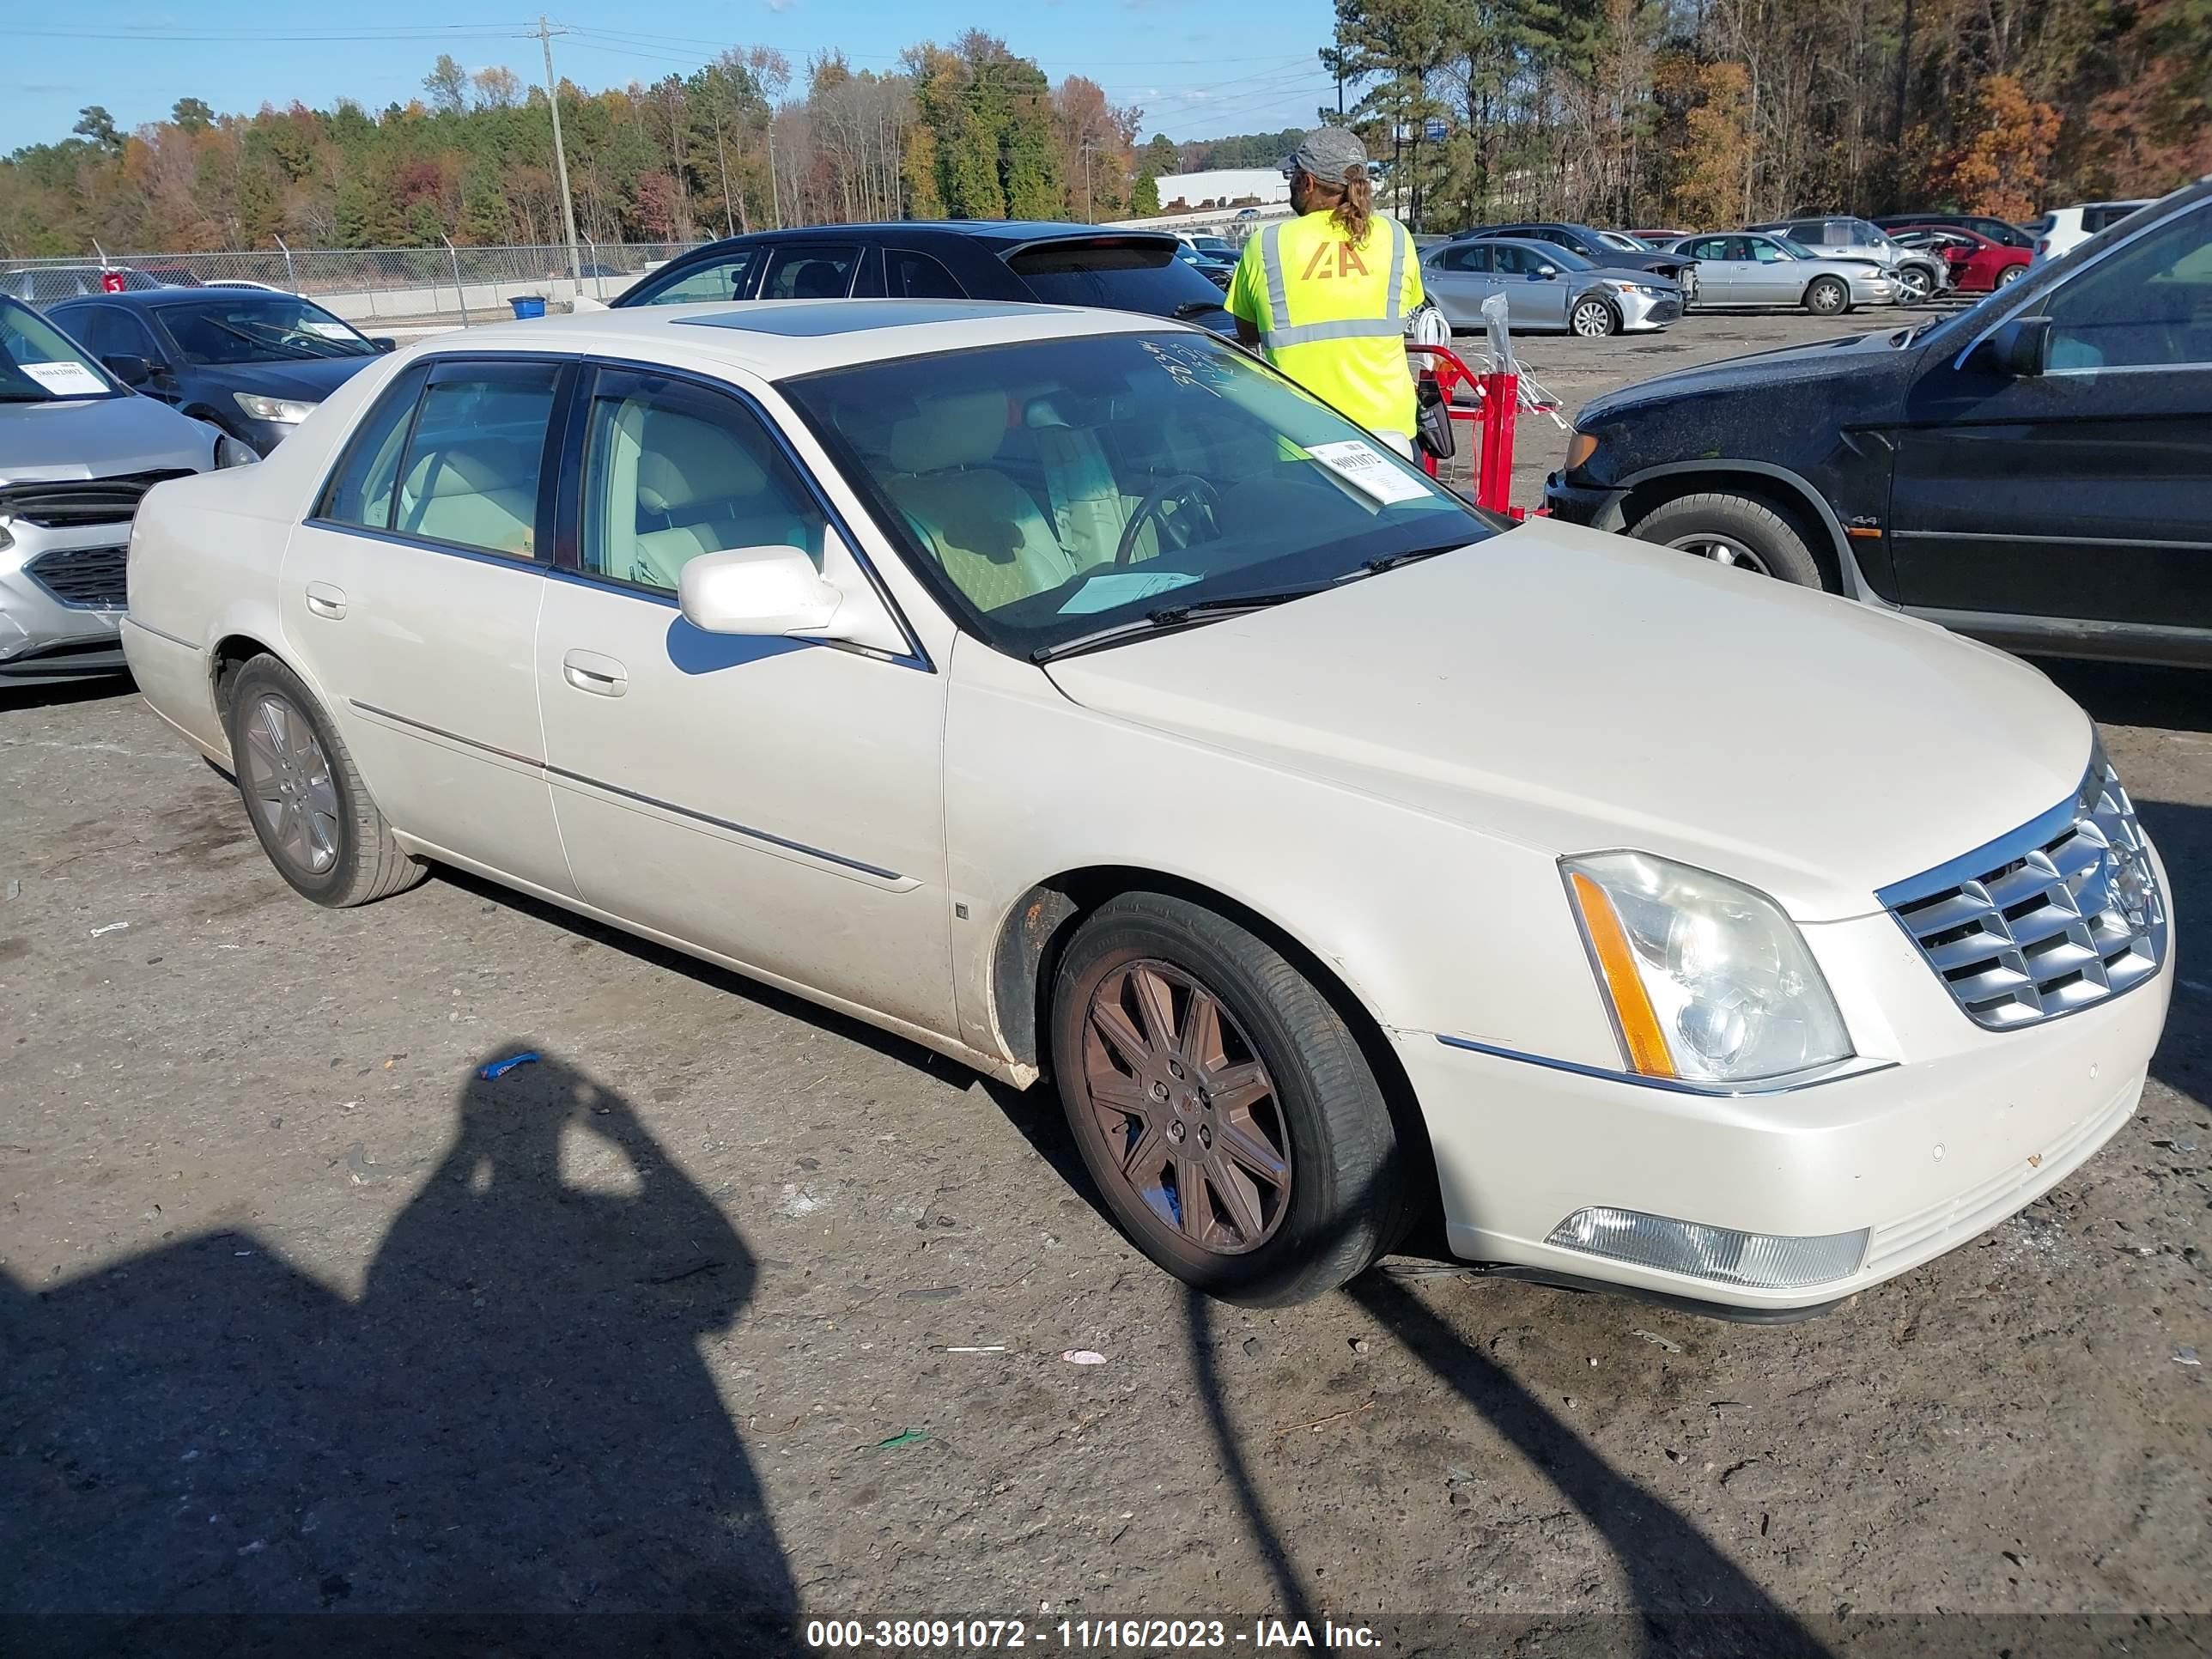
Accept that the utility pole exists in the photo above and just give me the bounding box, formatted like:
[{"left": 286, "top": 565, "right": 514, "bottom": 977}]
[
  {"left": 769, "top": 131, "right": 783, "bottom": 229},
  {"left": 1079, "top": 142, "right": 1098, "bottom": 222},
  {"left": 535, "top": 16, "right": 581, "bottom": 284}
]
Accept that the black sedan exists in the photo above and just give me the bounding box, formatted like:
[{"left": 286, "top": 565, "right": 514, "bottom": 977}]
[
  {"left": 1544, "top": 179, "right": 2212, "bottom": 666},
  {"left": 608, "top": 222, "right": 1237, "bottom": 336},
  {"left": 48, "top": 289, "right": 393, "bottom": 455}
]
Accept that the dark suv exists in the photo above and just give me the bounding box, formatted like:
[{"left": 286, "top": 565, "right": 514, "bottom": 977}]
[
  {"left": 1545, "top": 180, "right": 2212, "bottom": 666},
  {"left": 1451, "top": 222, "right": 1697, "bottom": 299},
  {"left": 611, "top": 222, "right": 1236, "bottom": 336}
]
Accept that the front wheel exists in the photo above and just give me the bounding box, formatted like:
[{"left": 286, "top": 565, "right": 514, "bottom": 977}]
[
  {"left": 1629, "top": 491, "right": 1826, "bottom": 588},
  {"left": 226, "top": 654, "right": 427, "bottom": 908},
  {"left": 1892, "top": 264, "right": 1932, "bottom": 306},
  {"left": 1570, "top": 296, "right": 1619, "bottom": 337},
  {"left": 1804, "top": 276, "right": 1850, "bottom": 316},
  {"left": 1048, "top": 892, "right": 1412, "bottom": 1305}
]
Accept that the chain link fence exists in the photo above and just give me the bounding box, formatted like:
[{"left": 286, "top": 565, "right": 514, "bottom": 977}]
[{"left": 2, "top": 242, "right": 708, "bottom": 331}]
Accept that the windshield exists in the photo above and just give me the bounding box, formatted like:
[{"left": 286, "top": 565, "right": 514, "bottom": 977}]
[
  {"left": 155, "top": 295, "right": 376, "bottom": 366},
  {"left": 0, "top": 296, "right": 118, "bottom": 402},
  {"left": 784, "top": 331, "right": 1496, "bottom": 659},
  {"left": 1004, "top": 240, "right": 1232, "bottom": 320}
]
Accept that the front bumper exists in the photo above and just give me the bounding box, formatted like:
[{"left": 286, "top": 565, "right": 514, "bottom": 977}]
[
  {"left": 1855, "top": 276, "right": 1896, "bottom": 304},
  {"left": 0, "top": 522, "right": 131, "bottom": 684},
  {"left": 1400, "top": 923, "right": 2172, "bottom": 1313},
  {"left": 1616, "top": 293, "right": 1681, "bottom": 331},
  {"left": 1540, "top": 472, "right": 1626, "bottom": 530}
]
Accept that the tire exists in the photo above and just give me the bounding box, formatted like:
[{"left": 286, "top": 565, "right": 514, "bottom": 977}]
[
  {"left": 225, "top": 653, "right": 426, "bottom": 908},
  {"left": 1892, "top": 264, "right": 1932, "bottom": 306},
  {"left": 1570, "top": 296, "right": 1619, "bottom": 337},
  {"left": 1804, "top": 276, "right": 1850, "bottom": 316},
  {"left": 1048, "top": 891, "right": 1413, "bottom": 1305},
  {"left": 1996, "top": 263, "right": 2026, "bottom": 286},
  {"left": 1629, "top": 490, "right": 1827, "bottom": 587}
]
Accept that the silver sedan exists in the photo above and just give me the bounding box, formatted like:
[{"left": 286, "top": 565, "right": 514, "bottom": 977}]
[
  {"left": 1420, "top": 237, "right": 1683, "bottom": 336},
  {"left": 1664, "top": 233, "right": 1893, "bottom": 315}
]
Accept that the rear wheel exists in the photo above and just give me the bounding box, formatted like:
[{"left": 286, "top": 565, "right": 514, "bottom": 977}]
[
  {"left": 1804, "top": 276, "right": 1850, "bottom": 316},
  {"left": 1629, "top": 491, "right": 1826, "bottom": 588},
  {"left": 1996, "top": 263, "right": 2027, "bottom": 287},
  {"left": 1048, "top": 892, "right": 1411, "bottom": 1305},
  {"left": 226, "top": 654, "right": 427, "bottom": 908},
  {"left": 1570, "top": 297, "right": 1619, "bottom": 337}
]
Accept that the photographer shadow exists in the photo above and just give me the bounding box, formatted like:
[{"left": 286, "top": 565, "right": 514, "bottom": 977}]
[{"left": 2, "top": 1054, "right": 801, "bottom": 1656}]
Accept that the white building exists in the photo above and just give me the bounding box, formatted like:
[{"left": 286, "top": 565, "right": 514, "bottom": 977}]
[{"left": 1152, "top": 168, "right": 1291, "bottom": 210}]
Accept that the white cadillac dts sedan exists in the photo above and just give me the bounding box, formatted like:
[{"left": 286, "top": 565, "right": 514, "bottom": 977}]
[{"left": 121, "top": 301, "right": 2172, "bottom": 1314}]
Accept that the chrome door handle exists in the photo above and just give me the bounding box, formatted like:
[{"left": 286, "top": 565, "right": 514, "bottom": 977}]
[
  {"left": 562, "top": 648, "right": 628, "bottom": 697},
  {"left": 304, "top": 582, "right": 346, "bottom": 619}
]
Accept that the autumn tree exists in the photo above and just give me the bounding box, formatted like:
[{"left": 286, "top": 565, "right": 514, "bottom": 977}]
[
  {"left": 422, "top": 55, "right": 469, "bottom": 118},
  {"left": 1938, "top": 73, "right": 2062, "bottom": 221}
]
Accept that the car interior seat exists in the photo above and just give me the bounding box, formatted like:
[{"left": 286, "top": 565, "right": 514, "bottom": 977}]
[
  {"left": 593, "top": 400, "right": 817, "bottom": 590},
  {"left": 880, "top": 389, "right": 1079, "bottom": 612},
  {"left": 397, "top": 441, "right": 539, "bottom": 556},
  {"left": 788, "top": 260, "right": 845, "bottom": 300}
]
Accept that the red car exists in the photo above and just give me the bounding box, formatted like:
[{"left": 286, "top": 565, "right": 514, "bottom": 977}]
[{"left": 1893, "top": 225, "right": 2031, "bottom": 294}]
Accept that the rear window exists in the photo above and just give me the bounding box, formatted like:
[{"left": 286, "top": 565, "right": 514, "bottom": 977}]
[
  {"left": 2087, "top": 204, "right": 2152, "bottom": 234},
  {"left": 1004, "top": 240, "right": 1229, "bottom": 319}
]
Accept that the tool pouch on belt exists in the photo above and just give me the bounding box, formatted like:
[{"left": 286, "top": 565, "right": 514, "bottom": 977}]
[{"left": 1415, "top": 377, "right": 1455, "bottom": 461}]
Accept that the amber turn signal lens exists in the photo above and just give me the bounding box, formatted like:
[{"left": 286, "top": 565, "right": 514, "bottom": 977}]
[
  {"left": 1567, "top": 871, "right": 1676, "bottom": 1078},
  {"left": 1565, "top": 430, "right": 1600, "bottom": 472}
]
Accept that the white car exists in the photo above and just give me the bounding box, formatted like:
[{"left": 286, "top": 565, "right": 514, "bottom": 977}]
[
  {"left": 2030, "top": 200, "right": 2155, "bottom": 262},
  {"left": 120, "top": 301, "right": 2173, "bottom": 1314}
]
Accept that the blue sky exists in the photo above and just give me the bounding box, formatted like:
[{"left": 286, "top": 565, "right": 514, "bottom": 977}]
[{"left": 3, "top": 0, "right": 1342, "bottom": 154}]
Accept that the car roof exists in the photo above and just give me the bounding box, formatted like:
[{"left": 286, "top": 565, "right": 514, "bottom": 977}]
[
  {"left": 48, "top": 287, "right": 242, "bottom": 310},
  {"left": 383, "top": 299, "right": 1177, "bottom": 381},
  {"left": 677, "top": 222, "right": 1177, "bottom": 250}
]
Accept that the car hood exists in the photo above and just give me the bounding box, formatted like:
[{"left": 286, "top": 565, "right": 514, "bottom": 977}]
[
  {"left": 0, "top": 392, "right": 214, "bottom": 482},
  {"left": 208, "top": 355, "right": 380, "bottom": 404},
  {"left": 1577, "top": 325, "right": 1908, "bottom": 422},
  {"left": 1043, "top": 519, "right": 2090, "bottom": 921}
]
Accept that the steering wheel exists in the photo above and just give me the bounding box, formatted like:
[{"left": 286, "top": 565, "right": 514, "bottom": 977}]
[{"left": 1115, "top": 474, "right": 1222, "bottom": 567}]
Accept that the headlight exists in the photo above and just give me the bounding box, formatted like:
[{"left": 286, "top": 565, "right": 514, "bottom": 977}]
[
  {"left": 214, "top": 434, "right": 260, "bottom": 468},
  {"left": 1607, "top": 281, "right": 1662, "bottom": 296},
  {"left": 232, "top": 392, "right": 315, "bottom": 424},
  {"left": 1562, "top": 852, "right": 1852, "bottom": 1088},
  {"left": 1565, "top": 429, "right": 1601, "bottom": 471}
]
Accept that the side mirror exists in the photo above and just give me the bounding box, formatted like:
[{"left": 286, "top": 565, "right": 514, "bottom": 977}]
[
  {"left": 370, "top": 337, "right": 398, "bottom": 353},
  {"left": 1974, "top": 315, "right": 2052, "bottom": 377},
  {"left": 101, "top": 353, "right": 152, "bottom": 386},
  {"left": 678, "top": 543, "right": 843, "bottom": 637},
  {"left": 1534, "top": 264, "right": 1559, "bottom": 280}
]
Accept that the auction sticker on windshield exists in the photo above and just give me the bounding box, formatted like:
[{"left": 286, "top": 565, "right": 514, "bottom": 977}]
[
  {"left": 1057, "top": 569, "right": 1202, "bottom": 614},
  {"left": 21, "top": 361, "right": 107, "bottom": 396},
  {"left": 1304, "top": 440, "right": 1431, "bottom": 505}
]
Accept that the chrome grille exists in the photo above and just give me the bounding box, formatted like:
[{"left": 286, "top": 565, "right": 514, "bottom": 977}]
[
  {"left": 1880, "top": 753, "right": 2166, "bottom": 1030},
  {"left": 25, "top": 544, "right": 129, "bottom": 609}
]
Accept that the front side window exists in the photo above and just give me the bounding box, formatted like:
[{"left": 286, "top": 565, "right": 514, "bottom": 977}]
[
  {"left": 390, "top": 363, "right": 559, "bottom": 558},
  {"left": 785, "top": 331, "right": 1494, "bottom": 659},
  {"left": 1751, "top": 238, "right": 1790, "bottom": 264},
  {"left": 319, "top": 363, "right": 432, "bottom": 531},
  {"left": 580, "top": 371, "right": 827, "bottom": 592},
  {"left": 759, "top": 246, "right": 861, "bottom": 301},
  {"left": 2045, "top": 201, "right": 2212, "bottom": 370},
  {"left": 635, "top": 250, "right": 760, "bottom": 307},
  {"left": 154, "top": 295, "right": 376, "bottom": 365},
  {"left": 0, "top": 295, "right": 119, "bottom": 402}
]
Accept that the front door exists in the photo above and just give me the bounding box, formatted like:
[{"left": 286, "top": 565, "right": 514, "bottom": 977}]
[
  {"left": 534, "top": 363, "right": 954, "bottom": 1032},
  {"left": 1487, "top": 243, "right": 1570, "bottom": 328},
  {"left": 1890, "top": 198, "right": 2212, "bottom": 630},
  {"left": 282, "top": 355, "right": 573, "bottom": 893}
]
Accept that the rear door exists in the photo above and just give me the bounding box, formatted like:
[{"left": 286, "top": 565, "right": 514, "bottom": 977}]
[
  {"left": 1680, "top": 236, "right": 1743, "bottom": 303},
  {"left": 1890, "top": 198, "right": 2212, "bottom": 632},
  {"left": 283, "top": 355, "right": 574, "bottom": 891},
  {"left": 1424, "top": 243, "right": 1495, "bottom": 328}
]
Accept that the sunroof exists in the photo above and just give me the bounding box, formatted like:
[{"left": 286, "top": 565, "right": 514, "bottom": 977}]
[{"left": 673, "top": 301, "right": 1062, "bottom": 336}]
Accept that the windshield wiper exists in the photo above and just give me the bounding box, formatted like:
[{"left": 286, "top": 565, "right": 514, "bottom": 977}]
[
  {"left": 1031, "top": 587, "right": 1326, "bottom": 664},
  {"left": 1173, "top": 299, "right": 1226, "bottom": 317},
  {"left": 1359, "top": 545, "right": 1457, "bottom": 575}
]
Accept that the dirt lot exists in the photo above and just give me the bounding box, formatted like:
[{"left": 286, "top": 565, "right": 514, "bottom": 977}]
[{"left": 3, "top": 306, "right": 2209, "bottom": 1658}]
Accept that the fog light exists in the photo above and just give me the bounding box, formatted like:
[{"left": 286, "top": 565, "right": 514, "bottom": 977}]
[{"left": 1547, "top": 1206, "right": 1868, "bottom": 1290}]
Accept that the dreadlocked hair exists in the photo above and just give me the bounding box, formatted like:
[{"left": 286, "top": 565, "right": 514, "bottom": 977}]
[{"left": 1330, "top": 163, "right": 1376, "bottom": 246}]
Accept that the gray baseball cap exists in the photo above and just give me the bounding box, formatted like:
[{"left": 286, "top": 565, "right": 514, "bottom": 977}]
[{"left": 1280, "top": 126, "right": 1368, "bottom": 185}]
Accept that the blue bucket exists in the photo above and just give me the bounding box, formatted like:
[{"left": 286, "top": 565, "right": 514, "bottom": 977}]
[{"left": 508, "top": 295, "right": 547, "bottom": 320}]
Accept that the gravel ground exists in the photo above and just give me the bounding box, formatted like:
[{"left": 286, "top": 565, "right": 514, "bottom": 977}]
[{"left": 3, "top": 305, "right": 2208, "bottom": 1658}]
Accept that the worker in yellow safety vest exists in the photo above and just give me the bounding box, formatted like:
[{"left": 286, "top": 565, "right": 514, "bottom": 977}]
[{"left": 1224, "top": 127, "right": 1423, "bottom": 456}]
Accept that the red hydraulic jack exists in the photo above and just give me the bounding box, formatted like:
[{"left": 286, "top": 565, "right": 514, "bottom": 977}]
[{"left": 1405, "top": 342, "right": 1527, "bottom": 519}]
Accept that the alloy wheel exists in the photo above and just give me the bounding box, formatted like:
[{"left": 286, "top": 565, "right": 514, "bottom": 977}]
[
  {"left": 240, "top": 693, "right": 341, "bottom": 876},
  {"left": 1893, "top": 265, "right": 1931, "bottom": 304},
  {"left": 1997, "top": 264, "right": 2026, "bottom": 285},
  {"left": 1080, "top": 958, "right": 1291, "bottom": 1255},
  {"left": 1668, "top": 533, "right": 1772, "bottom": 575},
  {"left": 1571, "top": 300, "right": 1614, "bottom": 337}
]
